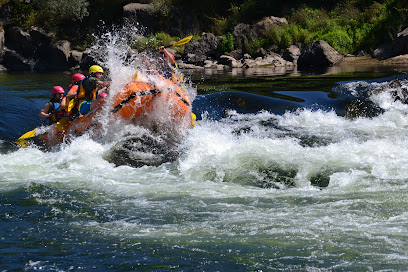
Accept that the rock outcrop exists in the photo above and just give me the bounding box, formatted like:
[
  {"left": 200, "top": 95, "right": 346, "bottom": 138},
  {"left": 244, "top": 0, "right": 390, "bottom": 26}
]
[
  {"left": 297, "top": 40, "right": 343, "bottom": 67},
  {"left": 393, "top": 27, "right": 408, "bottom": 56},
  {"left": 1, "top": 26, "right": 87, "bottom": 71},
  {"left": 184, "top": 33, "right": 222, "bottom": 65}
]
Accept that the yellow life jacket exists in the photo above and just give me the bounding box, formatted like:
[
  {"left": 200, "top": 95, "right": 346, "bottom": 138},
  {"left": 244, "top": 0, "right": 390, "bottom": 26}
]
[
  {"left": 76, "top": 77, "right": 99, "bottom": 103},
  {"left": 65, "top": 84, "right": 79, "bottom": 113}
]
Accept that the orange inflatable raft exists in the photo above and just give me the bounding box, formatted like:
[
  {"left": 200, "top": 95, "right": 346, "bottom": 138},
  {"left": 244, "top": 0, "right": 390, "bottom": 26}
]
[{"left": 21, "top": 76, "right": 194, "bottom": 148}]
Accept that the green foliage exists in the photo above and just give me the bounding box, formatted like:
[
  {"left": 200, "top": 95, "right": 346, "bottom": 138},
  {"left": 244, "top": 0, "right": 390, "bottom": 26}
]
[
  {"left": 35, "top": 0, "right": 89, "bottom": 21},
  {"left": 245, "top": 37, "right": 268, "bottom": 55},
  {"left": 5, "top": 0, "right": 408, "bottom": 56},
  {"left": 290, "top": 7, "right": 330, "bottom": 31},
  {"left": 10, "top": 0, "right": 36, "bottom": 29},
  {"left": 318, "top": 29, "right": 353, "bottom": 54},
  {"left": 217, "top": 32, "right": 234, "bottom": 54},
  {"left": 132, "top": 32, "right": 190, "bottom": 53}
]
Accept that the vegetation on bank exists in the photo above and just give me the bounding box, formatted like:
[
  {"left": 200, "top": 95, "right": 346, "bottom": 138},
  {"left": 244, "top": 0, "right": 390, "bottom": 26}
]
[{"left": 1, "top": 0, "right": 407, "bottom": 55}]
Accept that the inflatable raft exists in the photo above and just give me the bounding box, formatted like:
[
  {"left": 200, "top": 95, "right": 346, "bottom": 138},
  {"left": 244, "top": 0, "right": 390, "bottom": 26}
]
[{"left": 17, "top": 75, "right": 194, "bottom": 149}]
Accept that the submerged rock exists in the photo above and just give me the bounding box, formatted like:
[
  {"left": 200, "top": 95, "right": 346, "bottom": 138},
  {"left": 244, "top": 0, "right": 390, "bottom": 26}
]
[{"left": 103, "top": 134, "right": 180, "bottom": 167}]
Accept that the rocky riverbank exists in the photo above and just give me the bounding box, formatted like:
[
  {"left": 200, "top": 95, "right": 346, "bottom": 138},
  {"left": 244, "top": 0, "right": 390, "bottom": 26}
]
[{"left": 1, "top": 3, "right": 408, "bottom": 74}]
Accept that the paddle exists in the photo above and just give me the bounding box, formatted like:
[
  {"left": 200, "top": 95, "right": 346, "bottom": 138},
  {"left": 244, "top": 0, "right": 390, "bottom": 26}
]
[
  {"left": 15, "top": 129, "right": 37, "bottom": 148},
  {"left": 164, "top": 35, "right": 193, "bottom": 48},
  {"left": 17, "top": 118, "right": 48, "bottom": 141}
]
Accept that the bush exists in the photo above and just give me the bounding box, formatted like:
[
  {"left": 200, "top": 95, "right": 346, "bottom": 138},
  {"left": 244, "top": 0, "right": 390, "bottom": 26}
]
[
  {"left": 33, "top": 0, "right": 89, "bottom": 23},
  {"left": 245, "top": 37, "right": 268, "bottom": 55},
  {"left": 217, "top": 32, "right": 234, "bottom": 54},
  {"left": 317, "top": 29, "right": 353, "bottom": 53},
  {"left": 267, "top": 25, "right": 304, "bottom": 52},
  {"left": 10, "top": 0, "right": 36, "bottom": 29}
]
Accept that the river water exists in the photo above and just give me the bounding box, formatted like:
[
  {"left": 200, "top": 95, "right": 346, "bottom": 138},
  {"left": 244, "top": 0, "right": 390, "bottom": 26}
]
[{"left": 2, "top": 30, "right": 408, "bottom": 270}]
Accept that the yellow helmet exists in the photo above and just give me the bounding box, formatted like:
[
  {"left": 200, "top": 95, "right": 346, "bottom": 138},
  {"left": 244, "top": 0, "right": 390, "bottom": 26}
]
[{"left": 89, "top": 65, "right": 104, "bottom": 74}]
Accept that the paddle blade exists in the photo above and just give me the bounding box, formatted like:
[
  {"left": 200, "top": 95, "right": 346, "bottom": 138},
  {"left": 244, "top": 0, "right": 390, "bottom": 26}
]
[
  {"left": 18, "top": 129, "right": 36, "bottom": 140},
  {"left": 167, "top": 36, "right": 193, "bottom": 48},
  {"left": 14, "top": 138, "right": 31, "bottom": 148}
]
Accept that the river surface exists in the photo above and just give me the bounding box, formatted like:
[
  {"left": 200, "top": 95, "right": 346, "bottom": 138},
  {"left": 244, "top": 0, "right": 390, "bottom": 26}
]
[{"left": 2, "top": 32, "right": 408, "bottom": 270}]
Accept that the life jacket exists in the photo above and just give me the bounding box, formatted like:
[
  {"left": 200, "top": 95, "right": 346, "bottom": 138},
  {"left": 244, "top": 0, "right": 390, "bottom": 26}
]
[
  {"left": 47, "top": 101, "right": 60, "bottom": 124},
  {"left": 65, "top": 84, "right": 80, "bottom": 113},
  {"left": 76, "top": 76, "right": 99, "bottom": 103}
]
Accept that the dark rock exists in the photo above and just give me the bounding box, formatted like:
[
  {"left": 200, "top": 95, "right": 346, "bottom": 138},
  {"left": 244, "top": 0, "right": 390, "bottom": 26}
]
[
  {"left": 2, "top": 49, "right": 34, "bottom": 71},
  {"left": 232, "top": 23, "right": 254, "bottom": 51},
  {"left": 356, "top": 50, "right": 368, "bottom": 57},
  {"left": 218, "top": 55, "right": 243, "bottom": 68},
  {"left": 373, "top": 41, "right": 393, "bottom": 60},
  {"left": 169, "top": 27, "right": 182, "bottom": 37},
  {"left": 123, "top": 3, "right": 155, "bottom": 34},
  {"left": 45, "top": 40, "right": 71, "bottom": 70},
  {"left": 297, "top": 40, "right": 343, "bottom": 68},
  {"left": 228, "top": 49, "right": 243, "bottom": 60},
  {"left": 183, "top": 33, "right": 222, "bottom": 65},
  {"left": 393, "top": 27, "right": 408, "bottom": 56},
  {"left": 282, "top": 45, "right": 301, "bottom": 63},
  {"left": 254, "top": 16, "right": 288, "bottom": 36},
  {"left": 4, "top": 26, "right": 35, "bottom": 58},
  {"left": 29, "top": 27, "right": 54, "bottom": 46},
  {"left": 69, "top": 50, "right": 83, "bottom": 67},
  {"left": 253, "top": 48, "right": 267, "bottom": 58}
]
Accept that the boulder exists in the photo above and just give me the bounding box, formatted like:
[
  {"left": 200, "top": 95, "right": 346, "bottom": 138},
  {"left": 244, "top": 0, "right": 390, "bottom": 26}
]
[
  {"left": 232, "top": 23, "right": 254, "bottom": 51},
  {"left": 297, "top": 40, "right": 343, "bottom": 68},
  {"left": 393, "top": 27, "right": 408, "bottom": 56},
  {"left": 79, "top": 51, "right": 97, "bottom": 70},
  {"left": 176, "top": 62, "right": 204, "bottom": 69},
  {"left": 252, "top": 48, "right": 267, "bottom": 58},
  {"left": 38, "top": 40, "right": 70, "bottom": 70},
  {"left": 228, "top": 49, "right": 243, "bottom": 60},
  {"left": 218, "top": 55, "right": 243, "bottom": 68},
  {"left": 243, "top": 58, "right": 257, "bottom": 68},
  {"left": 69, "top": 50, "right": 83, "bottom": 67},
  {"left": 254, "top": 16, "right": 288, "bottom": 36},
  {"left": 4, "top": 26, "right": 35, "bottom": 58},
  {"left": 183, "top": 33, "right": 222, "bottom": 65},
  {"left": 123, "top": 3, "right": 155, "bottom": 33},
  {"left": 29, "top": 27, "right": 53, "bottom": 46},
  {"left": 2, "top": 48, "right": 34, "bottom": 71},
  {"left": 373, "top": 41, "right": 393, "bottom": 60},
  {"left": 203, "top": 60, "right": 217, "bottom": 68},
  {"left": 282, "top": 45, "right": 301, "bottom": 63}
]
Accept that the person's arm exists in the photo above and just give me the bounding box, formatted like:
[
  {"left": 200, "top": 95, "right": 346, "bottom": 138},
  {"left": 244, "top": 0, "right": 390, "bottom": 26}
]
[
  {"left": 97, "top": 80, "right": 111, "bottom": 89},
  {"left": 60, "top": 96, "right": 67, "bottom": 110},
  {"left": 97, "top": 86, "right": 108, "bottom": 96},
  {"left": 39, "top": 103, "right": 51, "bottom": 118},
  {"left": 159, "top": 46, "right": 175, "bottom": 65}
]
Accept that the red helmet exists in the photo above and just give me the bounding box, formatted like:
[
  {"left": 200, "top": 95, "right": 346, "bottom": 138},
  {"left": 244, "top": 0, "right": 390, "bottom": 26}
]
[
  {"left": 72, "top": 73, "right": 85, "bottom": 83},
  {"left": 52, "top": 86, "right": 64, "bottom": 95}
]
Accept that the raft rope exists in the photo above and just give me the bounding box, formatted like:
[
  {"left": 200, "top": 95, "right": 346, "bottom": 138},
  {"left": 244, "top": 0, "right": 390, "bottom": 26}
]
[
  {"left": 112, "top": 87, "right": 190, "bottom": 114},
  {"left": 112, "top": 89, "right": 161, "bottom": 114}
]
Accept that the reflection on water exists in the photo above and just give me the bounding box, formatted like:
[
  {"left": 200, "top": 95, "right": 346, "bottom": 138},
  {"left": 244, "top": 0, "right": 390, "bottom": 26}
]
[{"left": 184, "top": 59, "right": 408, "bottom": 80}]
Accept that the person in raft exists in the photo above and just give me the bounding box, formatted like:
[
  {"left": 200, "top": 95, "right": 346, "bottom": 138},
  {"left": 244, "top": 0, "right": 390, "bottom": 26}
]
[
  {"left": 39, "top": 86, "right": 65, "bottom": 125},
  {"left": 158, "top": 46, "right": 176, "bottom": 79},
  {"left": 76, "top": 65, "right": 111, "bottom": 116},
  {"left": 59, "top": 73, "right": 85, "bottom": 118}
]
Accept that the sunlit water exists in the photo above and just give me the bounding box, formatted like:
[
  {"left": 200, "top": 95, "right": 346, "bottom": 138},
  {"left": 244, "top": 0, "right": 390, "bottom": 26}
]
[{"left": 1, "top": 26, "right": 408, "bottom": 271}]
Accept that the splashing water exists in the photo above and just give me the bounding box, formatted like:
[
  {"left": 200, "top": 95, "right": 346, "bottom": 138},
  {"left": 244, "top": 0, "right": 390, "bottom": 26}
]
[
  {"left": 2, "top": 27, "right": 408, "bottom": 270},
  {"left": 56, "top": 25, "right": 198, "bottom": 166}
]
